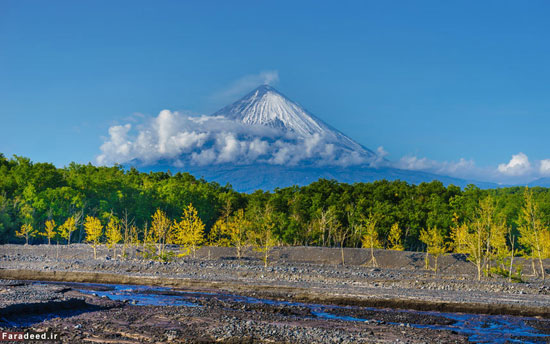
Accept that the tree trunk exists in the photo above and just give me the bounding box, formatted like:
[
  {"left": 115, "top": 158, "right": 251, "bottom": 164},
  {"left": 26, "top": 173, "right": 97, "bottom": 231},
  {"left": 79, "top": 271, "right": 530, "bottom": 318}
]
[
  {"left": 341, "top": 245, "right": 345, "bottom": 266},
  {"left": 508, "top": 255, "right": 515, "bottom": 282},
  {"left": 532, "top": 258, "right": 538, "bottom": 277},
  {"left": 477, "top": 262, "right": 481, "bottom": 281},
  {"left": 424, "top": 252, "right": 430, "bottom": 270},
  {"left": 538, "top": 253, "right": 545, "bottom": 281},
  {"left": 369, "top": 246, "right": 378, "bottom": 267}
]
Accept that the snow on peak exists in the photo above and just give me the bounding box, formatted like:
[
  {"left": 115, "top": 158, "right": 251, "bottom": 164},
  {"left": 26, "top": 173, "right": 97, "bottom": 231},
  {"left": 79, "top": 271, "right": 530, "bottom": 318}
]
[
  {"left": 212, "top": 85, "right": 377, "bottom": 158},
  {"left": 213, "top": 85, "right": 326, "bottom": 137}
]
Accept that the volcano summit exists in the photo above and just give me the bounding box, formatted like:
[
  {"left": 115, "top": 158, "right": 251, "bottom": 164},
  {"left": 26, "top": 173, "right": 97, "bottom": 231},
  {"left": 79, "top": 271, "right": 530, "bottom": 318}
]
[
  {"left": 208, "top": 84, "right": 379, "bottom": 167},
  {"left": 213, "top": 85, "right": 375, "bottom": 160},
  {"left": 98, "top": 85, "right": 495, "bottom": 191}
]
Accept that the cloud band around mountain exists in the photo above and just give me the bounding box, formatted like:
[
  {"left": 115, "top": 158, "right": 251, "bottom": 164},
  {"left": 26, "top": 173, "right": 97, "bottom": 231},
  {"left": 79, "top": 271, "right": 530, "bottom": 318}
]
[
  {"left": 98, "top": 110, "right": 550, "bottom": 184},
  {"left": 97, "top": 110, "right": 370, "bottom": 168}
]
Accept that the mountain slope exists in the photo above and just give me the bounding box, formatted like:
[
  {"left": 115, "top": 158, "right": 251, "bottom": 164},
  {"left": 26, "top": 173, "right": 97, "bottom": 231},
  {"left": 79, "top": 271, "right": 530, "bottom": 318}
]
[
  {"left": 212, "top": 85, "right": 376, "bottom": 160},
  {"left": 528, "top": 178, "right": 550, "bottom": 187},
  {"left": 149, "top": 162, "right": 498, "bottom": 192}
]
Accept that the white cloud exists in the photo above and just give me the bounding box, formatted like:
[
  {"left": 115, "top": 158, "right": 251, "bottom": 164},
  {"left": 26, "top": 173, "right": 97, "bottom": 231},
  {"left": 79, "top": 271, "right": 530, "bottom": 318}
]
[
  {"left": 98, "top": 109, "right": 550, "bottom": 185},
  {"left": 497, "top": 152, "right": 531, "bottom": 176},
  {"left": 376, "top": 146, "right": 388, "bottom": 159},
  {"left": 97, "top": 124, "right": 132, "bottom": 165},
  {"left": 539, "top": 159, "right": 550, "bottom": 176},
  {"left": 392, "top": 151, "right": 550, "bottom": 184},
  {"left": 395, "top": 155, "right": 491, "bottom": 182},
  {"left": 191, "top": 149, "right": 216, "bottom": 166},
  {"left": 97, "top": 109, "right": 369, "bottom": 168},
  {"left": 396, "top": 156, "right": 476, "bottom": 173}
]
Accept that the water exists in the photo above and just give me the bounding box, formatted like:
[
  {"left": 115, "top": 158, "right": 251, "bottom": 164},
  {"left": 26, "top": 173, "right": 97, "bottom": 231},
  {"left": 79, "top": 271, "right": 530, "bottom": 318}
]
[
  {"left": 418, "top": 312, "right": 548, "bottom": 344},
  {"left": 75, "top": 283, "right": 200, "bottom": 307},
  {"left": 310, "top": 308, "right": 548, "bottom": 344},
  {"left": 57, "top": 282, "right": 550, "bottom": 343}
]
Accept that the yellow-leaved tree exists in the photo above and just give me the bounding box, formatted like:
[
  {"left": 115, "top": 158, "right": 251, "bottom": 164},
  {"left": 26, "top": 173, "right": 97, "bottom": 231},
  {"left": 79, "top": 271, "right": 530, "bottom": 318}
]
[
  {"left": 224, "top": 209, "right": 251, "bottom": 259},
  {"left": 331, "top": 217, "right": 350, "bottom": 266},
  {"left": 388, "top": 223, "right": 404, "bottom": 251},
  {"left": 106, "top": 217, "right": 123, "bottom": 258},
  {"left": 542, "top": 230, "right": 550, "bottom": 268},
  {"left": 59, "top": 216, "right": 77, "bottom": 245},
  {"left": 361, "top": 213, "right": 381, "bottom": 267},
  {"left": 450, "top": 213, "right": 468, "bottom": 254},
  {"left": 207, "top": 199, "right": 233, "bottom": 247},
  {"left": 419, "top": 226, "right": 446, "bottom": 274},
  {"left": 172, "top": 204, "right": 205, "bottom": 258},
  {"left": 459, "top": 196, "right": 496, "bottom": 281},
  {"left": 16, "top": 223, "right": 36, "bottom": 245},
  {"left": 40, "top": 219, "right": 57, "bottom": 245},
  {"left": 120, "top": 209, "right": 134, "bottom": 258},
  {"left": 84, "top": 216, "right": 103, "bottom": 259},
  {"left": 249, "top": 205, "right": 278, "bottom": 268},
  {"left": 130, "top": 225, "right": 140, "bottom": 245},
  {"left": 518, "top": 187, "right": 548, "bottom": 280},
  {"left": 465, "top": 217, "right": 489, "bottom": 281},
  {"left": 17, "top": 202, "right": 36, "bottom": 245},
  {"left": 150, "top": 209, "right": 171, "bottom": 258},
  {"left": 487, "top": 219, "right": 511, "bottom": 275}
]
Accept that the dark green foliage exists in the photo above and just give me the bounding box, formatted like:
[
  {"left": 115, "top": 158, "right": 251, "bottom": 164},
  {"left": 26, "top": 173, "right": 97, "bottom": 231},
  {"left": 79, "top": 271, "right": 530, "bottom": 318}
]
[{"left": 0, "top": 154, "right": 543, "bottom": 251}]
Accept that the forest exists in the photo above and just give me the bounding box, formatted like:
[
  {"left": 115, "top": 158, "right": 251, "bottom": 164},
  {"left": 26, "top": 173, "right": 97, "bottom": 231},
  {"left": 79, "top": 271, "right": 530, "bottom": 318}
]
[{"left": 1, "top": 153, "right": 550, "bottom": 279}]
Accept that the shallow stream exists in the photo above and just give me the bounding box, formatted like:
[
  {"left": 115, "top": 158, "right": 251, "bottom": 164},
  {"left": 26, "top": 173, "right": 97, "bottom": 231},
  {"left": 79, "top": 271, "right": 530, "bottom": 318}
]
[{"left": 43, "top": 282, "right": 550, "bottom": 344}]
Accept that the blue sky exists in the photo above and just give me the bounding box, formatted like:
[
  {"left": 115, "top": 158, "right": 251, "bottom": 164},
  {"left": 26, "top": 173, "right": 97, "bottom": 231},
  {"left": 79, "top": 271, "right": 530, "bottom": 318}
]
[{"left": 1, "top": 1, "right": 550, "bottom": 183}]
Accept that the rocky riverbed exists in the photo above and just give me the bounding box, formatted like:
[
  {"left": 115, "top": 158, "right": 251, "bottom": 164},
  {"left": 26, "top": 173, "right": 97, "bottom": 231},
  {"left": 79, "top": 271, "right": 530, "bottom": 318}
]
[{"left": 0, "top": 244, "right": 549, "bottom": 343}]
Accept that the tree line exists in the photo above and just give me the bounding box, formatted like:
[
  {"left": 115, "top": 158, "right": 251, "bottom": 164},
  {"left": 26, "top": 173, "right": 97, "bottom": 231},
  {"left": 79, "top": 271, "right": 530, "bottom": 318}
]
[{"left": 1, "top": 154, "right": 549, "bottom": 278}]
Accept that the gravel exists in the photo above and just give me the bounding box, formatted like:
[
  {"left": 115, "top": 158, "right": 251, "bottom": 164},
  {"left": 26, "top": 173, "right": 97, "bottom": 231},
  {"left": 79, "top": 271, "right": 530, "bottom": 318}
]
[{"left": 0, "top": 244, "right": 549, "bottom": 343}]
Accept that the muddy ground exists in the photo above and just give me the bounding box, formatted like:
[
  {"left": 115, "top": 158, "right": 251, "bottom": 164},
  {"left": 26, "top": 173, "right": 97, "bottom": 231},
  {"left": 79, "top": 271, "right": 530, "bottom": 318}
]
[{"left": 0, "top": 244, "right": 549, "bottom": 343}]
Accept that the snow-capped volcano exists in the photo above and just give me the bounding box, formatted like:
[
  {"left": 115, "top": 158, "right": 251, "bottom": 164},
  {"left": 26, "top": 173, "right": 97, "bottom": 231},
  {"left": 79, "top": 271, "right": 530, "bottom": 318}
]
[
  {"left": 214, "top": 85, "right": 326, "bottom": 136},
  {"left": 212, "top": 85, "right": 376, "bottom": 159},
  {"left": 99, "top": 84, "right": 497, "bottom": 191},
  {"left": 98, "top": 84, "right": 378, "bottom": 168}
]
